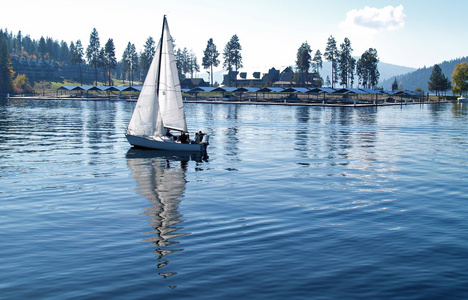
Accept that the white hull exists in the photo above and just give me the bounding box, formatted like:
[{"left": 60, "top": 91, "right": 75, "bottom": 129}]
[
  {"left": 126, "top": 134, "right": 208, "bottom": 152},
  {"left": 458, "top": 97, "right": 467, "bottom": 103}
]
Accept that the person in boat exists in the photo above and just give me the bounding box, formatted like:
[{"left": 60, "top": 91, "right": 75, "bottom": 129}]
[
  {"left": 165, "top": 128, "right": 173, "bottom": 137},
  {"left": 198, "top": 131, "right": 205, "bottom": 142},
  {"left": 180, "top": 131, "right": 189, "bottom": 144},
  {"left": 192, "top": 131, "right": 205, "bottom": 144},
  {"left": 194, "top": 132, "right": 201, "bottom": 144}
]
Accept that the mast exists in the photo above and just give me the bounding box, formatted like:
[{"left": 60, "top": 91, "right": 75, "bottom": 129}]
[{"left": 156, "top": 15, "right": 166, "bottom": 97}]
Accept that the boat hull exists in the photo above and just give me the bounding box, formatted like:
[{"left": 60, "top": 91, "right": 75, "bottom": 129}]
[
  {"left": 458, "top": 97, "right": 467, "bottom": 103},
  {"left": 126, "top": 134, "right": 208, "bottom": 152}
]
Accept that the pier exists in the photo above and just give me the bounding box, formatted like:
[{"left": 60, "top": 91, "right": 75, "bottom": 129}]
[{"left": 5, "top": 85, "right": 456, "bottom": 108}]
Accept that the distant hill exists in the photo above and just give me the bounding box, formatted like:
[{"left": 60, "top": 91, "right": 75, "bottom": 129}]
[
  {"left": 377, "top": 62, "right": 416, "bottom": 82},
  {"left": 382, "top": 57, "right": 468, "bottom": 93}
]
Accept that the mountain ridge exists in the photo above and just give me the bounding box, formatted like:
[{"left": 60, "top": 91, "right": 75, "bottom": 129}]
[{"left": 381, "top": 56, "right": 468, "bottom": 92}]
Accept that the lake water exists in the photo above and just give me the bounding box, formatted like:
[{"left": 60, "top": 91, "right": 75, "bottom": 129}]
[{"left": 1, "top": 98, "right": 467, "bottom": 299}]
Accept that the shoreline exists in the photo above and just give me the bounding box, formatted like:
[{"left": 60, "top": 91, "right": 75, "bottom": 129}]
[
  {"left": 6, "top": 95, "right": 456, "bottom": 108},
  {"left": 183, "top": 99, "right": 452, "bottom": 107}
]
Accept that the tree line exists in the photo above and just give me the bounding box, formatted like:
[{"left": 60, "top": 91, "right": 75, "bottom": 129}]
[
  {"left": 0, "top": 28, "right": 203, "bottom": 87},
  {"left": 426, "top": 62, "right": 468, "bottom": 97},
  {"left": 0, "top": 27, "right": 242, "bottom": 88},
  {"left": 296, "top": 36, "right": 380, "bottom": 89},
  {"left": 2, "top": 27, "right": 468, "bottom": 96},
  {"left": 0, "top": 28, "right": 382, "bottom": 90},
  {"left": 202, "top": 34, "right": 380, "bottom": 89}
]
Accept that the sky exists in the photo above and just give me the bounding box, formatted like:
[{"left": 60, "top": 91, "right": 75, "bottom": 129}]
[{"left": 2, "top": 0, "right": 467, "bottom": 82}]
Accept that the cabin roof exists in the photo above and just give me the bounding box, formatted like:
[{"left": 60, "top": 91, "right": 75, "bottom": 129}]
[{"left": 58, "top": 85, "right": 419, "bottom": 97}]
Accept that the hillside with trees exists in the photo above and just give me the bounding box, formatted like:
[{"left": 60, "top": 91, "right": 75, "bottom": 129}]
[
  {"left": 0, "top": 30, "right": 14, "bottom": 94},
  {"left": 0, "top": 28, "right": 201, "bottom": 90},
  {"left": 382, "top": 57, "right": 468, "bottom": 93}
]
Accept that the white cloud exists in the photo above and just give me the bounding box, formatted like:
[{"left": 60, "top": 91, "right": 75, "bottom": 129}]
[{"left": 341, "top": 5, "right": 406, "bottom": 32}]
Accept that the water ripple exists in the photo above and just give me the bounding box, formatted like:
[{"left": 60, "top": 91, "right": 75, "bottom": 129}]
[{"left": 1, "top": 99, "right": 468, "bottom": 298}]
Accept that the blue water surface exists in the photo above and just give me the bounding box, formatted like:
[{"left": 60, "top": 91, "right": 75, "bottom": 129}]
[{"left": 0, "top": 98, "right": 467, "bottom": 299}]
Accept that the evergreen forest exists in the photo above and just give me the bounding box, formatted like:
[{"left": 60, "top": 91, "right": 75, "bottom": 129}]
[
  {"left": 0, "top": 28, "right": 202, "bottom": 94},
  {"left": 382, "top": 57, "right": 468, "bottom": 94}
]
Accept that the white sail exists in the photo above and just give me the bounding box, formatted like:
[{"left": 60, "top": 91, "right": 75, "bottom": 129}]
[
  {"left": 127, "top": 40, "right": 163, "bottom": 137},
  {"left": 126, "top": 17, "right": 187, "bottom": 137},
  {"left": 125, "top": 16, "right": 208, "bottom": 152},
  {"left": 159, "top": 21, "right": 187, "bottom": 133}
]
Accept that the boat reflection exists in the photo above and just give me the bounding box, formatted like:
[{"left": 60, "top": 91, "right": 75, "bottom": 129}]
[{"left": 126, "top": 148, "right": 207, "bottom": 282}]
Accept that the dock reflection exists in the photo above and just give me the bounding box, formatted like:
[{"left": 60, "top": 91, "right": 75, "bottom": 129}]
[{"left": 126, "top": 148, "right": 207, "bottom": 282}]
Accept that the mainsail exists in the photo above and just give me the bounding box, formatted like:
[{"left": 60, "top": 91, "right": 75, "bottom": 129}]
[{"left": 127, "top": 17, "right": 187, "bottom": 138}]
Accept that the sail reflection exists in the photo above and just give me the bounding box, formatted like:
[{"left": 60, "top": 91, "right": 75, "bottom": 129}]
[{"left": 126, "top": 149, "right": 207, "bottom": 281}]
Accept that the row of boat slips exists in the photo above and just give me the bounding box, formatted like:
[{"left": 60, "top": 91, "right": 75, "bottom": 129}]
[
  {"left": 188, "top": 86, "right": 424, "bottom": 97},
  {"left": 58, "top": 85, "right": 424, "bottom": 97},
  {"left": 57, "top": 86, "right": 142, "bottom": 92}
]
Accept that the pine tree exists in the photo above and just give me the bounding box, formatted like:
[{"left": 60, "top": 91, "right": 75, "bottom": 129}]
[
  {"left": 338, "top": 37, "right": 353, "bottom": 87},
  {"left": 223, "top": 35, "right": 243, "bottom": 86},
  {"left": 0, "top": 30, "right": 14, "bottom": 95},
  {"left": 428, "top": 64, "right": 447, "bottom": 96},
  {"left": 175, "top": 48, "right": 184, "bottom": 79},
  {"left": 348, "top": 57, "right": 356, "bottom": 88},
  {"left": 38, "top": 36, "right": 47, "bottom": 59},
  {"left": 392, "top": 78, "right": 399, "bottom": 91},
  {"left": 296, "top": 42, "right": 312, "bottom": 87},
  {"left": 104, "top": 39, "right": 116, "bottom": 86},
  {"left": 86, "top": 28, "right": 100, "bottom": 85},
  {"left": 357, "top": 48, "right": 380, "bottom": 89},
  {"left": 324, "top": 35, "right": 338, "bottom": 88},
  {"left": 59, "top": 41, "right": 70, "bottom": 64},
  {"left": 71, "top": 40, "right": 84, "bottom": 85},
  {"left": 182, "top": 48, "right": 190, "bottom": 75},
  {"left": 312, "top": 50, "right": 323, "bottom": 73},
  {"left": 202, "top": 38, "right": 220, "bottom": 86},
  {"left": 188, "top": 50, "right": 199, "bottom": 78},
  {"left": 140, "top": 37, "right": 155, "bottom": 81},
  {"left": 130, "top": 44, "right": 138, "bottom": 85},
  {"left": 122, "top": 42, "right": 138, "bottom": 85},
  {"left": 15, "top": 30, "right": 22, "bottom": 55}
]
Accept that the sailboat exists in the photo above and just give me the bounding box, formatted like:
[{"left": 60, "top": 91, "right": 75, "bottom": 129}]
[{"left": 126, "top": 16, "right": 209, "bottom": 152}]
